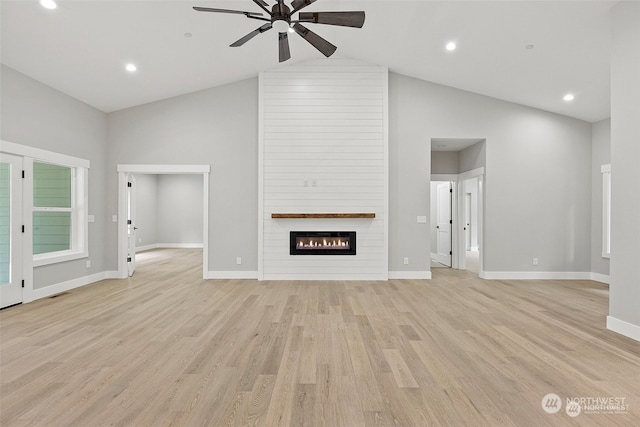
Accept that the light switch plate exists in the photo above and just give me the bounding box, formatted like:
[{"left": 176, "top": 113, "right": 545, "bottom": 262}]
[{"left": 417, "top": 216, "right": 427, "bottom": 223}]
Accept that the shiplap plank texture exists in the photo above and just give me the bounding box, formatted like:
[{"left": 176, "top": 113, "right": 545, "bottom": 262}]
[{"left": 260, "top": 59, "right": 388, "bottom": 280}]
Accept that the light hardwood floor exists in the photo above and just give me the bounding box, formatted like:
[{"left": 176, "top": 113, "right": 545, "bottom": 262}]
[{"left": 1, "top": 248, "right": 639, "bottom": 426}]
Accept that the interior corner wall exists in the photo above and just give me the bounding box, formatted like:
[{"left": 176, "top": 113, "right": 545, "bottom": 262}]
[
  {"left": 106, "top": 77, "right": 259, "bottom": 274},
  {"left": 389, "top": 72, "right": 592, "bottom": 274},
  {"left": 590, "top": 118, "right": 610, "bottom": 277},
  {"left": 458, "top": 141, "right": 486, "bottom": 173},
  {"left": 609, "top": 1, "right": 640, "bottom": 339},
  {"left": 0, "top": 65, "right": 109, "bottom": 289}
]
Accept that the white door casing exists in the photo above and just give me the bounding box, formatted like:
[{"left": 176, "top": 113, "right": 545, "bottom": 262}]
[
  {"left": 116, "top": 165, "right": 210, "bottom": 280},
  {"left": 0, "top": 154, "right": 23, "bottom": 308}
]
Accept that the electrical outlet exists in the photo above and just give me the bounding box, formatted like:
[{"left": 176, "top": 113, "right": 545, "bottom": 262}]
[
  {"left": 86, "top": 260, "right": 91, "bottom": 268},
  {"left": 404, "top": 257, "right": 409, "bottom": 265},
  {"left": 236, "top": 257, "right": 242, "bottom": 265},
  {"left": 138, "top": 238, "right": 142, "bottom": 243},
  {"left": 533, "top": 258, "right": 539, "bottom": 266}
]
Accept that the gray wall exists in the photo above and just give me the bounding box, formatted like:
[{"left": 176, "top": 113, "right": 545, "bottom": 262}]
[
  {"left": 134, "top": 174, "right": 159, "bottom": 248},
  {"left": 609, "top": 2, "right": 640, "bottom": 332},
  {"left": 1, "top": 65, "right": 108, "bottom": 289},
  {"left": 389, "top": 72, "right": 592, "bottom": 273},
  {"left": 431, "top": 151, "right": 459, "bottom": 174},
  {"left": 106, "top": 78, "right": 258, "bottom": 272},
  {"left": 590, "top": 119, "right": 610, "bottom": 277},
  {"left": 157, "top": 174, "right": 203, "bottom": 245},
  {"left": 459, "top": 140, "right": 486, "bottom": 173},
  {"left": 3, "top": 63, "right": 597, "bottom": 283},
  {"left": 134, "top": 174, "right": 203, "bottom": 247}
]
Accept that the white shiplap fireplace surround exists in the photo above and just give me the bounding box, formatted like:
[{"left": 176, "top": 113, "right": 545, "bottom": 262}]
[{"left": 258, "top": 58, "right": 389, "bottom": 280}]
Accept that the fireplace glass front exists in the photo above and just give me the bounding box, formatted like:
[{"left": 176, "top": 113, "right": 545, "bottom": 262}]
[{"left": 290, "top": 231, "right": 356, "bottom": 255}]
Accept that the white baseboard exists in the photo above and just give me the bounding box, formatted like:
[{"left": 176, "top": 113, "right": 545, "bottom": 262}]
[
  {"left": 207, "top": 271, "right": 259, "bottom": 280},
  {"left": 137, "top": 243, "right": 203, "bottom": 252},
  {"left": 389, "top": 271, "right": 432, "bottom": 280},
  {"left": 260, "top": 273, "right": 388, "bottom": 281},
  {"left": 590, "top": 272, "right": 610, "bottom": 284},
  {"left": 148, "top": 243, "right": 203, "bottom": 250},
  {"left": 482, "top": 271, "right": 594, "bottom": 280},
  {"left": 607, "top": 316, "right": 640, "bottom": 342},
  {"left": 27, "top": 270, "right": 119, "bottom": 302}
]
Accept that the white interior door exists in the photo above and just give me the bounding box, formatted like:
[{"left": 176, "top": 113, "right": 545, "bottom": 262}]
[
  {"left": 465, "top": 193, "right": 472, "bottom": 251},
  {"left": 435, "top": 182, "right": 452, "bottom": 267},
  {"left": 127, "top": 174, "right": 137, "bottom": 277},
  {"left": 0, "top": 154, "right": 23, "bottom": 308}
]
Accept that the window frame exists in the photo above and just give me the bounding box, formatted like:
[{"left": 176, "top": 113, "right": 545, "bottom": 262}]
[
  {"left": 32, "top": 160, "right": 88, "bottom": 266},
  {"left": 601, "top": 164, "right": 611, "bottom": 259}
]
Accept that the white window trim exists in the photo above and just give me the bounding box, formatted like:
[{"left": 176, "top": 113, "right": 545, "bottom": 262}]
[
  {"left": 32, "top": 164, "right": 88, "bottom": 266},
  {"left": 1, "top": 141, "right": 90, "bottom": 267},
  {"left": 601, "top": 164, "right": 611, "bottom": 259}
]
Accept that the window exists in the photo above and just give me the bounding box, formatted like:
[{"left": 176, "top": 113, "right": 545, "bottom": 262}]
[
  {"left": 33, "top": 161, "right": 88, "bottom": 266},
  {"left": 601, "top": 164, "right": 611, "bottom": 258}
]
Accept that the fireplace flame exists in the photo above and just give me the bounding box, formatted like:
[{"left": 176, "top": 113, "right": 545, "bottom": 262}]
[{"left": 296, "top": 237, "right": 350, "bottom": 249}]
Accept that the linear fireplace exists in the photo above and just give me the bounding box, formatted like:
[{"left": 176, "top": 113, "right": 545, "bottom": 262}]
[{"left": 290, "top": 231, "right": 356, "bottom": 255}]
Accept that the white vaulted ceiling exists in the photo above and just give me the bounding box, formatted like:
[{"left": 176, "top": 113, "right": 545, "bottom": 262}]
[{"left": 1, "top": 0, "right": 614, "bottom": 122}]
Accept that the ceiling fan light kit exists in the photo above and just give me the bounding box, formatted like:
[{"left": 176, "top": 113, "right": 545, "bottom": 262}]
[{"left": 193, "top": 0, "right": 365, "bottom": 62}]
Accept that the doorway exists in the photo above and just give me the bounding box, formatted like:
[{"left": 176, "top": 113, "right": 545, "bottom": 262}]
[
  {"left": 430, "top": 181, "right": 453, "bottom": 267},
  {"left": 117, "top": 165, "right": 210, "bottom": 279}
]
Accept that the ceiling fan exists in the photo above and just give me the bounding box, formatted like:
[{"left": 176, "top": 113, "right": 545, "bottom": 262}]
[{"left": 193, "top": 0, "right": 365, "bottom": 62}]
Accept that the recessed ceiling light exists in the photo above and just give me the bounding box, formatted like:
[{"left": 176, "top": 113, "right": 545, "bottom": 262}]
[
  {"left": 40, "top": 0, "right": 57, "bottom": 10},
  {"left": 525, "top": 44, "right": 535, "bottom": 50},
  {"left": 563, "top": 94, "right": 575, "bottom": 102},
  {"left": 125, "top": 63, "right": 137, "bottom": 72},
  {"left": 445, "top": 41, "right": 457, "bottom": 51},
  {"left": 184, "top": 32, "right": 192, "bottom": 38}
]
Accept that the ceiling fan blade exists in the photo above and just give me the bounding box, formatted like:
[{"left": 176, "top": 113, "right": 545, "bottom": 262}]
[
  {"left": 230, "top": 23, "right": 273, "bottom": 47},
  {"left": 279, "top": 32, "right": 291, "bottom": 62},
  {"left": 291, "top": 0, "right": 317, "bottom": 14},
  {"left": 251, "top": 0, "right": 272, "bottom": 15},
  {"left": 293, "top": 23, "right": 337, "bottom": 58},
  {"left": 193, "top": 6, "right": 263, "bottom": 17},
  {"left": 298, "top": 11, "right": 365, "bottom": 28}
]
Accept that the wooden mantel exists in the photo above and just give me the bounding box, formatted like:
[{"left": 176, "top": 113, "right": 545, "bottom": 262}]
[{"left": 271, "top": 213, "right": 376, "bottom": 219}]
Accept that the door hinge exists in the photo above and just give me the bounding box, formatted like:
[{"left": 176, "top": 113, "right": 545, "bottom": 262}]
[
  {"left": 450, "top": 219, "right": 452, "bottom": 224},
  {"left": 127, "top": 220, "right": 132, "bottom": 225},
  {"left": 127, "top": 257, "right": 132, "bottom": 262},
  {"left": 22, "top": 280, "right": 25, "bottom": 288},
  {"left": 450, "top": 188, "right": 453, "bottom": 193},
  {"left": 450, "top": 251, "right": 452, "bottom": 255},
  {"left": 22, "top": 170, "right": 25, "bottom": 179},
  {"left": 22, "top": 225, "right": 25, "bottom": 233},
  {"left": 127, "top": 182, "right": 132, "bottom": 187}
]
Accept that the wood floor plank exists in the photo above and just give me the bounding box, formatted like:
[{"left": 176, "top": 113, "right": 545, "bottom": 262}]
[{"left": 1, "top": 248, "right": 639, "bottom": 426}]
